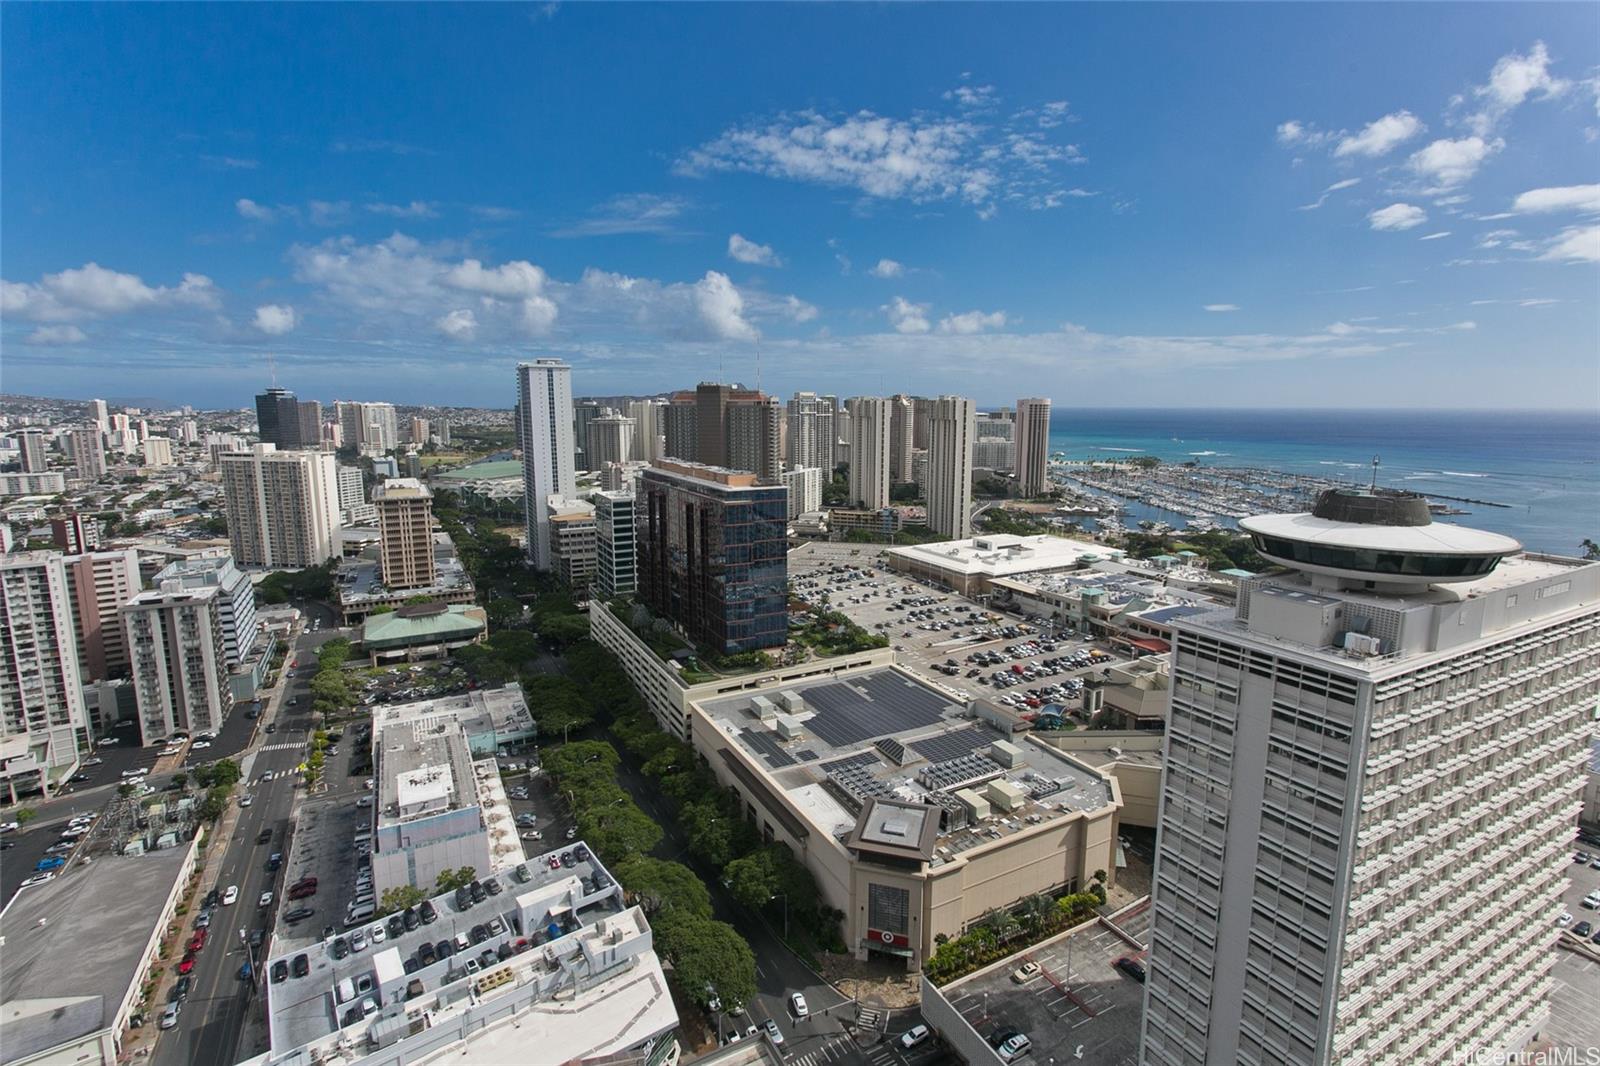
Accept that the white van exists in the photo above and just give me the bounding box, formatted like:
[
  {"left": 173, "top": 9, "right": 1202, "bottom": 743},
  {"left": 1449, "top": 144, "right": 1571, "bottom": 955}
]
[{"left": 346, "top": 902, "right": 376, "bottom": 925}]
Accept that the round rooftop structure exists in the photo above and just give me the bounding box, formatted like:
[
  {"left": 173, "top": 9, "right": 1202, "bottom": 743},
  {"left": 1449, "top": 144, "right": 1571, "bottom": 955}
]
[{"left": 1240, "top": 489, "right": 1522, "bottom": 585}]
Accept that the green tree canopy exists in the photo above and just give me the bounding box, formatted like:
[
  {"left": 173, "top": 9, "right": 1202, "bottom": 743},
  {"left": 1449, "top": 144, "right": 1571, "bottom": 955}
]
[
  {"left": 379, "top": 885, "right": 427, "bottom": 915},
  {"left": 611, "top": 856, "right": 713, "bottom": 920},
  {"left": 650, "top": 910, "right": 758, "bottom": 1012}
]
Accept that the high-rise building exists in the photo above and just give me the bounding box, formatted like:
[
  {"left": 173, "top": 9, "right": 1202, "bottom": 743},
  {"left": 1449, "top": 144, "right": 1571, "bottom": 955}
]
[
  {"left": 219, "top": 444, "right": 342, "bottom": 568},
  {"left": 926, "top": 396, "right": 975, "bottom": 540},
  {"left": 586, "top": 410, "right": 636, "bottom": 470},
  {"left": 726, "top": 395, "right": 782, "bottom": 482},
  {"left": 782, "top": 466, "right": 823, "bottom": 519},
  {"left": 625, "top": 400, "right": 662, "bottom": 461},
  {"left": 435, "top": 419, "right": 451, "bottom": 446},
  {"left": 50, "top": 513, "right": 101, "bottom": 555},
  {"left": 976, "top": 415, "right": 1014, "bottom": 440},
  {"left": 337, "top": 465, "right": 366, "bottom": 517},
  {"left": 141, "top": 437, "right": 174, "bottom": 467},
  {"left": 0, "top": 552, "right": 91, "bottom": 796},
  {"left": 516, "top": 359, "right": 576, "bottom": 571},
  {"left": 820, "top": 394, "right": 842, "bottom": 469},
  {"left": 592, "top": 491, "right": 637, "bottom": 601},
  {"left": 89, "top": 398, "right": 109, "bottom": 432},
  {"left": 17, "top": 430, "right": 48, "bottom": 473},
  {"left": 372, "top": 478, "right": 437, "bottom": 590},
  {"left": 178, "top": 419, "right": 199, "bottom": 445},
  {"left": 912, "top": 396, "right": 935, "bottom": 451},
  {"left": 298, "top": 400, "right": 324, "bottom": 450},
  {"left": 889, "top": 394, "right": 916, "bottom": 485},
  {"left": 786, "top": 392, "right": 836, "bottom": 474},
  {"left": 335, "top": 400, "right": 365, "bottom": 449},
  {"left": 973, "top": 437, "right": 1015, "bottom": 472},
  {"left": 694, "top": 383, "right": 732, "bottom": 467},
  {"left": 637, "top": 460, "right": 788, "bottom": 654},
  {"left": 663, "top": 394, "right": 698, "bottom": 461},
  {"left": 1139, "top": 490, "right": 1600, "bottom": 1066},
  {"left": 845, "top": 397, "right": 891, "bottom": 511},
  {"left": 255, "top": 387, "right": 301, "bottom": 449},
  {"left": 63, "top": 549, "right": 140, "bottom": 681},
  {"left": 1014, "top": 396, "right": 1052, "bottom": 497},
  {"left": 121, "top": 583, "right": 232, "bottom": 745},
  {"left": 151, "top": 554, "right": 258, "bottom": 667},
  {"left": 408, "top": 416, "right": 430, "bottom": 445},
  {"left": 549, "top": 498, "right": 599, "bottom": 591},
  {"left": 363, "top": 402, "right": 399, "bottom": 453},
  {"left": 69, "top": 425, "right": 105, "bottom": 480},
  {"left": 572, "top": 400, "right": 603, "bottom": 465}
]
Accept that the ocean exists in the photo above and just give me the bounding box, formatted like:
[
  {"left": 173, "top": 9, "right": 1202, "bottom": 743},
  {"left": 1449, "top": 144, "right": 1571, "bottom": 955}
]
[{"left": 1046, "top": 408, "right": 1600, "bottom": 555}]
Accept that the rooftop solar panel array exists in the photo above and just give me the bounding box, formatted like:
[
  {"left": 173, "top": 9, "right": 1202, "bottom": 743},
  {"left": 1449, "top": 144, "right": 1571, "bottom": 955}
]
[
  {"left": 740, "top": 727, "right": 796, "bottom": 769},
  {"left": 792, "top": 749, "right": 818, "bottom": 762},
  {"left": 909, "top": 727, "right": 996, "bottom": 763},
  {"left": 820, "top": 750, "right": 880, "bottom": 775},
  {"left": 800, "top": 674, "right": 952, "bottom": 748},
  {"left": 874, "top": 737, "right": 908, "bottom": 765}
]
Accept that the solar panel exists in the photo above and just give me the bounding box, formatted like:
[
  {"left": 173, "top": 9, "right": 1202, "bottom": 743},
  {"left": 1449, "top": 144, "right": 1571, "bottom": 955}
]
[
  {"left": 739, "top": 728, "right": 796, "bottom": 769},
  {"left": 792, "top": 749, "right": 818, "bottom": 762},
  {"left": 801, "top": 673, "right": 951, "bottom": 748},
  {"left": 909, "top": 727, "right": 995, "bottom": 763},
  {"left": 820, "top": 750, "right": 879, "bottom": 775}
]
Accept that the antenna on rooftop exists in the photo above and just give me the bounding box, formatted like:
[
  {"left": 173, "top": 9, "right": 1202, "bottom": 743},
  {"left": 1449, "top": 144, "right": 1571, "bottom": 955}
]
[{"left": 1370, "top": 455, "right": 1381, "bottom": 491}]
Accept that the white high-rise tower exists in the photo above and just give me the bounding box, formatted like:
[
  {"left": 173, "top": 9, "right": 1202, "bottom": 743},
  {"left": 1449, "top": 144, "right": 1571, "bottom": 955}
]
[
  {"left": 516, "top": 359, "right": 576, "bottom": 570},
  {"left": 926, "top": 396, "right": 975, "bottom": 540},
  {"left": 845, "top": 397, "right": 891, "bottom": 511},
  {"left": 1139, "top": 490, "right": 1600, "bottom": 1066}
]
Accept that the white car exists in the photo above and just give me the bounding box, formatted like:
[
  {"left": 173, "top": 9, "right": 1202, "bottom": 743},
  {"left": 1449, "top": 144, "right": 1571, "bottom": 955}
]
[
  {"left": 351, "top": 930, "right": 368, "bottom": 952},
  {"left": 789, "top": 992, "right": 809, "bottom": 1019},
  {"left": 1557, "top": 911, "right": 1574, "bottom": 927},
  {"left": 20, "top": 872, "right": 56, "bottom": 888},
  {"left": 761, "top": 1020, "right": 783, "bottom": 1045},
  {"left": 0, "top": 821, "right": 18, "bottom": 833},
  {"left": 259, "top": 891, "right": 274, "bottom": 908},
  {"left": 900, "top": 1024, "right": 932, "bottom": 1050},
  {"left": 222, "top": 885, "right": 239, "bottom": 905},
  {"left": 192, "top": 741, "right": 212, "bottom": 750},
  {"left": 369, "top": 923, "right": 386, "bottom": 943},
  {"left": 239, "top": 795, "right": 253, "bottom": 807}
]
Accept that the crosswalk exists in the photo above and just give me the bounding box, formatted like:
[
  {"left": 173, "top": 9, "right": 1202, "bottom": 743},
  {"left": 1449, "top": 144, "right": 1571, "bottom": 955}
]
[
  {"left": 258, "top": 743, "right": 303, "bottom": 753},
  {"left": 787, "top": 1035, "right": 858, "bottom": 1066}
]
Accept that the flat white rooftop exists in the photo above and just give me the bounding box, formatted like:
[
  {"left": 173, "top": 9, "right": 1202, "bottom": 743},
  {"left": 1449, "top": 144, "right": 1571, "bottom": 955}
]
[{"left": 888, "top": 532, "right": 1120, "bottom": 577}]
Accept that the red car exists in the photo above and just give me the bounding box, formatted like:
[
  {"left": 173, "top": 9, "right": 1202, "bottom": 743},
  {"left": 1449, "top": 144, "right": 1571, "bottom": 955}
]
[
  {"left": 178, "top": 953, "right": 196, "bottom": 975},
  {"left": 288, "top": 882, "right": 317, "bottom": 900},
  {"left": 547, "top": 856, "right": 561, "bottom": 870},
  {"left": 189, "top": 929, "right": 208, "bottom": 953}
]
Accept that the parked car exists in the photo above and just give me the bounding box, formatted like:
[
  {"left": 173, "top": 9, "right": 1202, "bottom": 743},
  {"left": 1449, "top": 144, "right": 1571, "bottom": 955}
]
[
  {"left": 259, "top": 891, "right": 274, "bottom": 908},
  {"left": 900, "top": 1024, "right": 932, "bottom": 1050},
  {"left": 292, "top": 953, "right": 311, "bottom": 978},
  {"left": 160, "top": 1002, "right": 181, "bottom": 1030},
  {"left": 1114, "top": 957, "right": 1147, "bottom": 983},
  {"left": 1011, "top": 961, "right": 1040, "bottom": 983},
  {"left": 761, "top": 1019, "right": 784, "bottom": 1046},
  {"left": 271, "top": 960, "right": 289, "bottom": 983},
  {"left": 222, "top": 885, "right": 239, "bottom": 906},
  {"left": 284, "top": 907, "right": 316, "bottom": 924},
  {"left": 19, "top": 872, "right": 56, "bottom": 888}
]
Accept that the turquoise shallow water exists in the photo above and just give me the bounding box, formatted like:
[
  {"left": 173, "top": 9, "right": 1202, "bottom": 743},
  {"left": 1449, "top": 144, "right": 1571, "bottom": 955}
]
[{"left": 1046, "top": 408, "right": 1600, "bottom": 555}]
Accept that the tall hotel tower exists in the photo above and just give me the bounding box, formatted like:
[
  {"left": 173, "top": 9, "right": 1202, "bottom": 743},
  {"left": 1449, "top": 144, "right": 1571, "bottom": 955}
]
[
  {"left": 516, "top": 359, "right": 576, "bottom": 571},
  {"left": 1140, "top": 489, "right": 1600, "bottom": 1065}
]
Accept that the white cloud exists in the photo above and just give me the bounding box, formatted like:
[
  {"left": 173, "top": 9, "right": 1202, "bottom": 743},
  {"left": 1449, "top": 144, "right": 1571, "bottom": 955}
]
[
  {"left": 884, "top": 297, "right": 931, "bottom": 334},
  {"left": 1, "top": 262, "right": 220, "bottom": 321},
  {"left": 1298, "top": 178, "right": 1361, "bottom": 211},
  {"left": 365, "top": 201, "right": 439, "bottom": 219},
  {"left": 1276, "top": 120, "right": 1329, "bottom": 146},
  {"left": 252, "top": 304, "right": 298, "bottom": 335},
  {"left": 470, "top": 205, "right": 520, "bottom": 221},
  {"left": 1539, "top": 225, "right": 1600, "bottom": 263},
  {"left": 309, "top": 200, "right": 352, "bottom": 226},
  {"left": 236, "top": 198, "right": 278, "bottom": 222},
  {"left": 869, "top": 258, "right": 904, "bottom": 279},
  {"left": 1408, "top": 137, "right": 1499, "bottom": 191},
  {"left": 781, "top": 295, "right": 819, "bottom": 323},
  {"left": 1418, "top": 231, "right": 1452, "bottom": 241},
  {"left": 1463, "top": 41, "right": 1570, "bottom": 136},
  {"left": 551, "top": 194, "right": 689, "bottom": 237},
  {"left": 1367, "top": 203, "right": 1428, "bottom": 231},
  {"left": 1037, "top": 101, "right": 1071, "bottom": 128},
  {"left": 201, "top": 155, "right": 259, "bottom": 170},
  {"left": 727, "top": 233, "right": 782, "bottom": 267},
  {"left": 1203, "top": 304, "right": 1240, "bottom": 312},
  {"left": 436, "top": 309, "right": 478, "bottom": 340},
  {"left": 943, "top": 84, "right": 997, "bottom": 109},
  {"left": 693, "top": 271, "right": 757, "bottom": 341},
  {"left": 1476, "top": 229, "right": 1526, "bottom": 250},
  {"left": 24, "top": 324, "right": 87, "bottom": 345},
  {"left": 938, "top": 309, "right": 1007, "bottom": 334},
  {"left": 442, "top": 258, "right": 557, "bottom": 332},
  {"left": 1512, "top": 184, "right": 1600, "bottom": 215},
  {"left": 1335, "top": 111, "right": 1424, "bottom": 158},
  {"left": 677, "top": 100, "right": 1083, "bottom": 216}
]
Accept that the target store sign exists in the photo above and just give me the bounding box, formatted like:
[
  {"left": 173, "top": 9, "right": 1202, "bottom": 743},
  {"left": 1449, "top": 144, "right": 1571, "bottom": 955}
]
[{"left": 869, "top": 928, "right": 909, "bottom": 948}]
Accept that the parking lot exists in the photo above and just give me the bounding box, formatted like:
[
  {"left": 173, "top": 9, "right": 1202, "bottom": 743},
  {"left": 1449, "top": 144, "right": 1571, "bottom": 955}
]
[
  {"left": 788, "top": 553, "right": 1131, "bottom": 713},
  {"left": 1548, "top": 829, "right": 1600, "bottom": 1051},
  {"left": 943, "top": 922, "right": 1145, "bottom": 1066}
]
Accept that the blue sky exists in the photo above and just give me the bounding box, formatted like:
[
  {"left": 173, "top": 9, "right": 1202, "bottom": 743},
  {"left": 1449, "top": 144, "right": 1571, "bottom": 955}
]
[{"left": 3, "top": 3, "right": 1597, "bottom": 409}]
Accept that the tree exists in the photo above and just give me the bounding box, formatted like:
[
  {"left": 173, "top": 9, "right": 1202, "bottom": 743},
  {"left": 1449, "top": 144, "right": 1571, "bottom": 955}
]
[
  {"left": 486, "top": 597, "right": 523, "bottom": 629},
  {"left": 435, "top": 866, "right": 477, "bottom": 892},
  {"left": 1583, "top": 538, "right": 1600, "bottom": 561},
  {"left": 681, "top": 799, "right": 737, "bottom": 867},
  {"left": 380, "top": 885, "right": 427, "bottom": 915},
  {"left": 539, "top": 612, "right": 591, "bottom": 646},
  {"left": 488, "top": 630, "right": 542, "bottom": 669},
  {"left": 453, "top": 644, "right": 516, "bottom": 687},
  {"left": 209, "top": 758, "right": 242, "bottom": 789},
  {"left": 577, "top": 802, "right": 663, "bottom": 861},
  {"left": 14, "top": 807, "right": 37, "bottom": 827},
  {"left": 724, "top": 848, "right": 783, "bottom": 910},
  {"left": 611, "top": 856, "right": 713, "bottom": 919},
  {"left": 651, "top": 910, "right": 758, "bottom": 1012}
]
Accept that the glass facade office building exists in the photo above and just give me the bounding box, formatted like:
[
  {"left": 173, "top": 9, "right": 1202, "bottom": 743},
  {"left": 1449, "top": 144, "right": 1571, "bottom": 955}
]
[{"left": 638, "top": 461, "right": 788, "bottom": 655}]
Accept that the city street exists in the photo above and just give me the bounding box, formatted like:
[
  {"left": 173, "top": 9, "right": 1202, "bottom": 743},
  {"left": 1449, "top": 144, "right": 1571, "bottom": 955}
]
[{"left": 150, "top": 609, "right": 342, "bottom": 1066}]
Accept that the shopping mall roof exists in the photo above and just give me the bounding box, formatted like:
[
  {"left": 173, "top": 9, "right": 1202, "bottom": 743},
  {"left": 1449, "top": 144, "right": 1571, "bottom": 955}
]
[{"left": 361, "top": 604, "right": 484, "bottom": 650}]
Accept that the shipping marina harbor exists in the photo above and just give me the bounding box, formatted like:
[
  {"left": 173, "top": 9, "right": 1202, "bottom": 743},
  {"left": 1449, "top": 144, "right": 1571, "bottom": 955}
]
[{"left": 1048, "top": 457, "right": 1513, "bottom": 535}]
